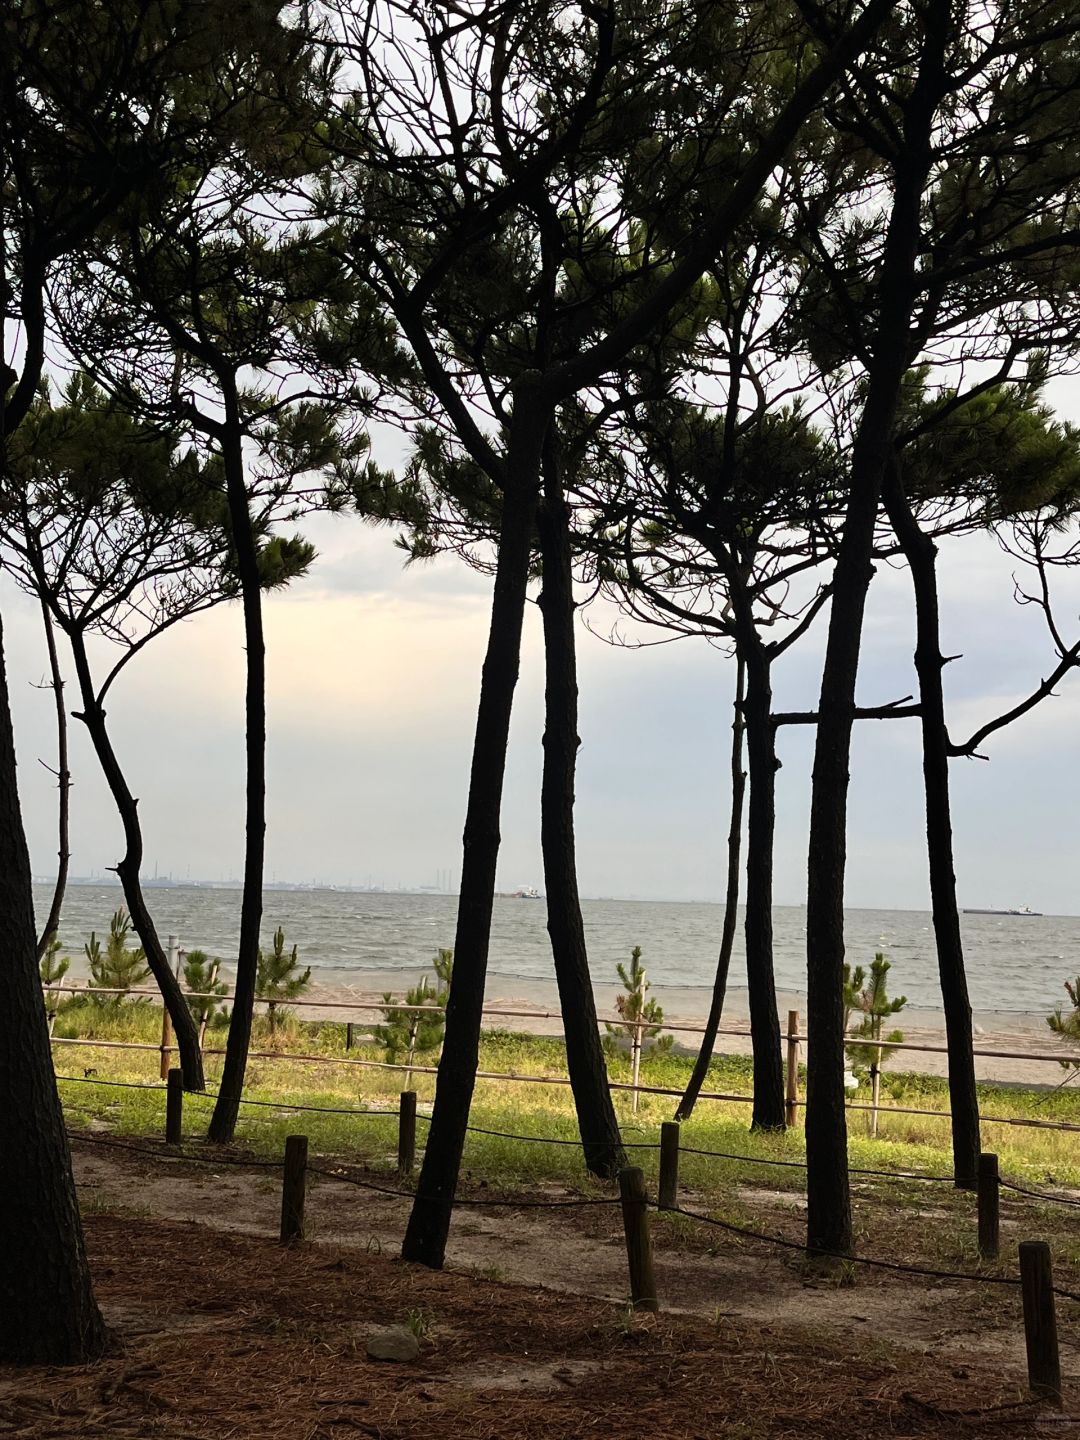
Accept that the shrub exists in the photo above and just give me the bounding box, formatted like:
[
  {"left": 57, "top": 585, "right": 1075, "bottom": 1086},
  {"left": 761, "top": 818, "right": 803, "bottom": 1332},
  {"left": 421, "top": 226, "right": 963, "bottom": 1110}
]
[
  {"left": 183, "top": 949, "right": 230, "bottom": 1037},
  {"left": 1047, "top": 978, "right": 1080, "bottom": 1068},
  {"left": 86, "top": 909, "right": 150, "bottom": 1007},
  {"left": 374, "top": 949, "right": 453, "bottom": 1085},
  {"left": 255, "top": 927, "right": 311, "bottom": 1034},
  {"left": 39, "top": 935, "right": 70, "bottom": 1027}
]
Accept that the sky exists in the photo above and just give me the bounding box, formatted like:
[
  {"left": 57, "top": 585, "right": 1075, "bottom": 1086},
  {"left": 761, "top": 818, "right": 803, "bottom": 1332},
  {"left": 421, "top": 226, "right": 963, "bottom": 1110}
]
[{"left": 5, "top": 490, "right": 1080, "bottom": 914}]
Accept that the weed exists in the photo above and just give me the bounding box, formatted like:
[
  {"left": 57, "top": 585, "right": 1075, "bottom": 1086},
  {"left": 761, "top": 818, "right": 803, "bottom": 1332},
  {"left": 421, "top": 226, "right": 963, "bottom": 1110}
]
[
  {"left": 403, "top": 1307, "right": 433, "bottom": 1340},
  {"left": 468, "top": 1264, "right": 505, "bottom": 1282}
]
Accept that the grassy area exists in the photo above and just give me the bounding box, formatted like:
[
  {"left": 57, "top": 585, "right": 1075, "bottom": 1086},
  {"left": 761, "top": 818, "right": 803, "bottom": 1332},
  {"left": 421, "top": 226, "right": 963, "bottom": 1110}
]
[{"left": 51, "top": 996, "right": 1080, "bottom": 1192}]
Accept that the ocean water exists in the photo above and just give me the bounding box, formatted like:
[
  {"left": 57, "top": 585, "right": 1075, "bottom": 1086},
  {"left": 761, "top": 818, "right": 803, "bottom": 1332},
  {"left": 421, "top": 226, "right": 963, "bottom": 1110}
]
[{"left": 34, "top": 883, "right": 1080, "bottom": 1023}]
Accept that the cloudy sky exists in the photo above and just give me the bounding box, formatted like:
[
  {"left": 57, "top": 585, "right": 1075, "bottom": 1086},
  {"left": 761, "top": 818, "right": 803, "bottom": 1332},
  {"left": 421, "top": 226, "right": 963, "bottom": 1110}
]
[{"left": 5, "top": 480, "right": 1080, "bottom": 914}]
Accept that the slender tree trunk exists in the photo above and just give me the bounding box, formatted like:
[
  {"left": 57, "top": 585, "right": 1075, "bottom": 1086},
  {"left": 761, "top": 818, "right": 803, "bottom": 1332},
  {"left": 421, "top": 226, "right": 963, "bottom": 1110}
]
[
  {"left": 536, "top": 461, "right": 626, "bottom": 1179},
  {"left": 35, "top": 599, "right": 70, "bottom": 961},
  {"left": 675, "top": 657, "right": 746, "bottom": 1121},
  {"left": 67, "top": 628, "right": 204, "bottom": 1091},
  {"left": 0, "top": 614, "right": 107, "bottom": 1362},
  {"left": 882, "top": 465, "right": 979, "bottom": 1187},
  {"left": 742, "top": 643, "right": 786, "bottom": 1130},
  {"left": 402, "top": 402, "right": 548, "bottom": 1269},
  {"left": 804, "top": 8, "right": 947, "bottom": 1258},
  {"left": 805, "top": 479, "right": 881, "bottom": 1256},
  {"left": 208, "top": 389, "right": 267, "bottom": 1142}
]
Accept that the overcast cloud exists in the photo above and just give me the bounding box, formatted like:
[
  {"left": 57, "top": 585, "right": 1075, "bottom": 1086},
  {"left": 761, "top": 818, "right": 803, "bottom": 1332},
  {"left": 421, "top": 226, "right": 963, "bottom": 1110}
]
[{"left": 5, "top": 507, "right": 1080, "bottom": 913}]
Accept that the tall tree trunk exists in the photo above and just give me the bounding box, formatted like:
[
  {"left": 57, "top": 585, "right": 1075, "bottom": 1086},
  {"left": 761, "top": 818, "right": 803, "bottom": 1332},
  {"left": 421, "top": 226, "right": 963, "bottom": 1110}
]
[
  {"left": 804, "top": 7, "right": 947, "bottom": 1258},
  {"left": 0, "top": 614, "right": 107, "bottom": 1362},
  {"left": 402, "top": 403, "right": 548, "bottom": 1269},
  {"left": 35, "top": 598, "right": 70, "bottom": 961},
  {"left": 67, "top": 629, "right": 205, "bottom": 1091},
  {"left": 741, "top": 641, "right": 786, "bottom": 1130},
  {"left": 208, "top": 388, "right": 267, "bottom": 1142},
  {"left": 804, "top": 479, "right": 880, "bottom": 1257},
  {"left": 882, "top": 463, "right": 979, "bottom": 1188},
  {"left": 675, "top": 656, "right": 746, "bottom": 1121},
  {"left": 536, "top": 450, "right": 626, "bottom": 1179}
]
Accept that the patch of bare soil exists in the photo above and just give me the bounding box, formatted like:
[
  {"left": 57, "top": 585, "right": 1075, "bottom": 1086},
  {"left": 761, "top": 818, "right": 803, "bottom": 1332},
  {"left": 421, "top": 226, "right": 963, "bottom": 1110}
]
[{"left": 0, "top": 1136, "right": 1068, "bottom": 1438}]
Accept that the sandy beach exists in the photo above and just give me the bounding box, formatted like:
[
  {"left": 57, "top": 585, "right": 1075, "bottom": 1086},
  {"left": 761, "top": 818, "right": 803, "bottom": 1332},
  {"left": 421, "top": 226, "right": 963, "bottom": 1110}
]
[{"left": 300, "top": 973, "right": 1080, "bottom": 1091}]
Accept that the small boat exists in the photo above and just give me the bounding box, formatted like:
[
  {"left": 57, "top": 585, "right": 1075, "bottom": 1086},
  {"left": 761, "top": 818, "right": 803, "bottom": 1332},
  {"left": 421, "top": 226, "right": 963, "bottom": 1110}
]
[
  {"left": 510, "top": 887, "right": 542, "bottom": 900},
  {"left": 962, "top": 905, "right": 1042, "bottom": 916}
]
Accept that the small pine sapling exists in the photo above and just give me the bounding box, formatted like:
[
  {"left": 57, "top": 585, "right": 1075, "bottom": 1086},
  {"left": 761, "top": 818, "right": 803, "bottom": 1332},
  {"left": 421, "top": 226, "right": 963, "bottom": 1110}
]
[
  {"left": 605, "top": 945, "right": 668, "bottom": 1113},
  {"left": 375, "top": 949, "right": 453, "bottom": 1086},
  {"left": 86, "top": 909, "right": 151, "bottom": 1008},
  {"left": 432, "top": 947, "right": 454, "bottom": 995},
  {"left": 183, "top": 949, "right": 230, "bottom": 1045},
  {"left": 255, "top": 927, "right": 312, "bottom": 1035},
  {"left": 841, "top": 961, "right": 866, "bottom": 1034},
  {"left": 1047, "top": 978, "right": 1080, "bottom": 1068},
  {"left": 39, "top": 935, "right": 70, "bottom": 1033},
  {"left": 846, "top": 952, "right": 907, "bottom": 1137}
]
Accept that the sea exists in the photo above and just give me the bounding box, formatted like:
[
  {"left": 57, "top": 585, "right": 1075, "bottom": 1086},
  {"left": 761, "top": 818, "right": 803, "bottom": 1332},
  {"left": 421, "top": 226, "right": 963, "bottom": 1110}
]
[{"left": 34, "top": 883, "right": 1080, "bottom": 1029}]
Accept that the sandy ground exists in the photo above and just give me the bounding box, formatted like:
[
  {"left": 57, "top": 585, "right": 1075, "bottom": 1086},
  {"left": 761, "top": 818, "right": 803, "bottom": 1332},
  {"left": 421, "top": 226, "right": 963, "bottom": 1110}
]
[
  {"left": 66, "top": 1136, "right": 1066, "bottom": 1372},
  {"left": 297, "top": 977, "right": 1080, "bottom": 1090},
  {"left": 0, "top": 1134, "right": 1072, "bottom": 1439}
]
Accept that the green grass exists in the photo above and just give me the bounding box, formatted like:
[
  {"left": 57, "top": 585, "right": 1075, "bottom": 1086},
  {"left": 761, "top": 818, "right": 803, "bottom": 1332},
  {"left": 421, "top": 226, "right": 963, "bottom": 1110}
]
[
  {"left": 55, "top": 1001, "right": 1080, "bottom": 1322},
  {"left": 51, "top": 1000, "right": 1080, "bottom": 1192}
]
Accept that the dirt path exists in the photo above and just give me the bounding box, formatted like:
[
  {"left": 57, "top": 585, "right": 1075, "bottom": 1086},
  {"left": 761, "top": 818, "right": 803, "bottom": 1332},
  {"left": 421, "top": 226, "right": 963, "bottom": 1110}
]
[
  {"left": 0, "top": 1165, "right": 1072, "bottom": 1440},
  {"left": 69, "top": 1136, "right": 1047, "bottom": 1375}
]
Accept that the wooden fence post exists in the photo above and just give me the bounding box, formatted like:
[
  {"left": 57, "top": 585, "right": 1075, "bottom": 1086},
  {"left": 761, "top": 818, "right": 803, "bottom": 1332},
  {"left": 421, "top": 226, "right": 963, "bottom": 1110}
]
[
  {"left": 398, "top": 1090, "right": 417, "bottom": 1176},
  {"left": 785, "top": 1011, "right": 800, "bottom": 1129},
  {"left": 977, "top": 1152, "right": 999, "bottom": 1260},
  {"left": 1019, "top": 1241, "right": 1062, "bottom": 1406},
  {"left": 280, "top": 1135, "right": 308, "bottom": 1244},
  {"left": 618, "top": 1167, "right": 658, "bottom": 1312},
  {"left": 159, "top": 1007, "right": 173, "bottom": 1081},
  {"left": 165, "top": 1067, "right": 183, "bottom": 1145},
  {"left": 159, "top": 934, "right": 179, "bottom": 1079},
  {"left": 346, "top": 1022, "right": 355, "bottom": 1051},
  {"left": 658, "top": 1122, "right": 680, "bottom": 1211}
]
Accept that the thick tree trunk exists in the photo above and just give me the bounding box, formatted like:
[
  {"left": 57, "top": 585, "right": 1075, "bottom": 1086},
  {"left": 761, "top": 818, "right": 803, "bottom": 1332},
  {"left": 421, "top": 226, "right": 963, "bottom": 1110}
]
[
  {"left": 67, "top": 628, "right": 205, "bottom": 1091},
  {"left": 402, "top": 403, "right": 548, "bottom": 1269},
  {"left": 675, "top": 657, "right": 746, "bottom": 1121},
  {"left": 208, "top": 391, "right": 267, "bottom": 1142},
  {"left": 536, "top": 456, "right": 626, "bottom": 1179},
  {"left": 882, "top": 465, "right": 979, "bottom": 1188},
  {"left": 0, "top": 614, "right": 107, "bottom": 1363},
  {"left": 804, "top": 7, "right": 947, "bottom": 1258},
  {"left": 35, "top": 599, "right": 70, "bottom": 961},
  {"left": 742, "top": 644, "right": 786, "bottom": 1130}
]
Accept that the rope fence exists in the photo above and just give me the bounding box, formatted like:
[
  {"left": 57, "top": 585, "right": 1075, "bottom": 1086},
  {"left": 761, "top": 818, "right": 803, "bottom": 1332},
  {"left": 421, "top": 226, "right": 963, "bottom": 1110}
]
[
  {"left": 51, "top": 1026, "right": 1080, "bottom": 1137},
  {"left": 43, "top": 981, "right": 1080, "bottom": 1065},
  {"left": 44, "top": 974, "right": 1080, "bottom": 1156},
  {"left": 55, "top": 1070, "right": 1080, "bottom": 1209}
]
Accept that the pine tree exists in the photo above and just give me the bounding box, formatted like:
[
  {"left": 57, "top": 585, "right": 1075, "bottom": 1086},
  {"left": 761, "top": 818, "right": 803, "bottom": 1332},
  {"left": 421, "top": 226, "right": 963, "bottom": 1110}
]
[
  {"left": 606, "top": 946, "right": 667, "bottom": 1114},
  {"left": 38, "top": 937, "right": 70, "bottom": 1032},
  {"left": 183, "top": 950, "right": 229, "bottom": 1043},
  {"left": 255, "top": 928, "right": 311, "bottom": 1035},
  {"left": 1047, "top": 980, "right": 1080, "bottom": 1070},
  {"left": 841, "top": 962, "right": 867, "bottom": 1036},
  {"left": 846, "top": 954, "right": 907, "bottom": 1138},
  {"left": 86, "top": 910, "right": 151, "bottom": 1008},
  {"left": 375, "top": 950, "right": 453, "bottom": 1088}
]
